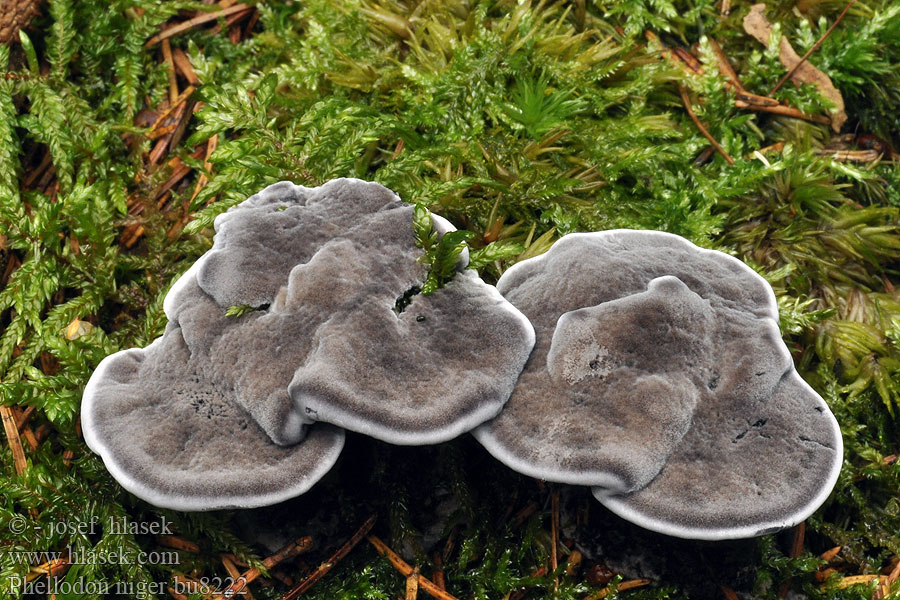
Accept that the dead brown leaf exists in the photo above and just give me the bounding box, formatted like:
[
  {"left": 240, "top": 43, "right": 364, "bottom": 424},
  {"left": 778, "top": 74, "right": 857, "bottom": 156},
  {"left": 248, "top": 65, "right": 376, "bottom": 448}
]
[{"left": 743, "top": 4, "right": 846, "bottom": 131}]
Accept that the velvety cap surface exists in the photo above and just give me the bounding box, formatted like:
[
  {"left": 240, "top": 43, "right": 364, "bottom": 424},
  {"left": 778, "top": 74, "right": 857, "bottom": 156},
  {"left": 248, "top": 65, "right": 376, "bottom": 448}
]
[
  {"left": 197, "top": 178, "right": 404, "bottom": 308},
  {"left": 81, "top": 324, "right": 344, "bottom": 511},
  {"left": 595, "top": 370, "right": 841, "bottom": 539},
  {"left": 475, "top": 230, "right": 842, "bottom": 538}
]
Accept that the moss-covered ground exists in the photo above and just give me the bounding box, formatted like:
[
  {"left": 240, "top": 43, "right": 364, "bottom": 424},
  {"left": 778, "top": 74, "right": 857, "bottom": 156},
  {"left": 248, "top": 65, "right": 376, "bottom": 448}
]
[{"left": 2, "top": 0, "right": 900, "bottom": 598}]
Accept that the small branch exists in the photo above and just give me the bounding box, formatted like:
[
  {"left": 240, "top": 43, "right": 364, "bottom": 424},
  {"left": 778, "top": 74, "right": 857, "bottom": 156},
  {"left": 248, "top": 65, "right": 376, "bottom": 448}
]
[
  {"left": 211, "top": 536, "right": 313, "bottom": 600},
  {"left": 148, "top": 86, "right": 196, "bottom": 136},
  {"left": 161, "top": 39, "right": 179, "bottom": 104},
  {"left": 367, "top": 535, "right": 461, "bottom": 600},
  {"left": 145, "top": 4, "right": 251, "bottom": 47},
  {"left": 790, "top": 521, "right": 806, "bottom": 558},
  {"left": 1, "top": 406, "right": 28, "bottom": 475},
  {"left": 733, "top": 89, "right": 831, "bottom": 124},
  {"left": 158, "top": 535, "right": 201, "bottom": 554},
  {"left": 406, "top": 569, "right": 420, "bottom": 600},
  {"left": 769, "top": 0, "right": 858, "bottom": 95},
  {"left": 585, "top": 578, "right": 652, "bottom": 600},
  {"left": 679, "top": 87, "right": 734, "bottom": 165},
  {"left": 431, "top": 552, "right": 446, "bottom": 591},
  {"left": 817, "top": 149, "right": 884, "bottom": 163},
  {"left": 280, "top": 514, "right": 376, "bottom": 600},
  {"left": 14, "top": 406, "right": 35, "bottom": 432},
  {"left": 222, "top": 556, "right": 256, "bottom": 600},
  {"left": 550, "top": 489, "right": 559, "bottom": 590},
  {"left": 172, "top": 48, "right": 200, "bottom": 85},
  {"left": 708, "top": 38, "right": 746, "bottom": 92},
  {"left": 190, "top": 134, "right": 219, "bottom": 206}
]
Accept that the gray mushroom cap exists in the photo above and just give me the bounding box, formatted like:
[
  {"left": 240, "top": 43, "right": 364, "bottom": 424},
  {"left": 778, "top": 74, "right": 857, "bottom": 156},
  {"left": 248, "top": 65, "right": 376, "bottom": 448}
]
[
  {"left": 135, "top": 178, "right": 531, "bottom": 449},
  {"left": 80, "top": 323, "right": 345, "bottom": 511},
  {"left": 196, "top": 178, "right": 406, "bottom": 308},
  {"left": 178, "top": 182, "right": 533, "bottom": 445},
  {"left": 474, "top": 230, "right": 842, "bottom": 539}
]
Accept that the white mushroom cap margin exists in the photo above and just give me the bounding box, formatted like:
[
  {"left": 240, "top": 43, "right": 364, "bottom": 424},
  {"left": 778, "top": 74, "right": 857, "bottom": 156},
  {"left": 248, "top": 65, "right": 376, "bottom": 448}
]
[{"left": 474, "top": 230, "right": 843, "bottom": 539}]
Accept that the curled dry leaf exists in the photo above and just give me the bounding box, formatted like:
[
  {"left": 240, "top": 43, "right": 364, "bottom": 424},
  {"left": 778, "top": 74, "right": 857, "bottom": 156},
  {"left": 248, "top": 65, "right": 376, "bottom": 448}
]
[{"left": 743, "top": 4, "right": 847, "bottom": 132}]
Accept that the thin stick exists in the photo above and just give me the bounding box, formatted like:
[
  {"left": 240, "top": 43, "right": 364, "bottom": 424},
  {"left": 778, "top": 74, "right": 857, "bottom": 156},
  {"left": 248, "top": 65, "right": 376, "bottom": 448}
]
[
  {"left": 21, "top": 427, "right": 38, "bottom": 451},
  {"left": 148, "top": 86, "right": 196, "bottom": 135},
  {"left": 769, "top": 0, "right": 858, "bottom": 95},
  {"left": 172, "top": 48, "right": 200, "bottom": 85},
  {"left": 190, "top": 134, "right": 219, "bottom": 206},
  {"left": 734, "top": 97, "right": 831, "bottom": 124},
  {"left": 513, "top": 502, "right": 538, "bottom": 527},
  {"left": 1, "top": 406, "right": 28, "bottom": 474},
  {"left": 145, "top": 4, "right": 251, "bottom": 47},
  {"left": 789, "top": 522, "right": 805, "bottom": 558},
  {"left": 367, "top": 536, "right": 461, "bottom": 600},
  {"left": 550, "top": 489, "right": 559, "bottom": 590},
  {"left": 708, "top": 38, "right": 745, "bottom": 92},
  {"left": 211, "top": 536, "right": 313, "bottom": 600},
  {"left": 406, "top": 570, "right": 419, "bottom": 600},
  {"left": 584, "top": 578, "right": 651, "bottom": 600},
  {"left": 280, "top": 514, "right": 376, "bottom": 600},
  {"left": 14, "top": 406, "right": 35, "bottom": 431},
  {"left": 222, "top": 556, "right": 256, "bottom": 600},
  {"left": 432, "top": 552, "right": 446, "bottom": 591},
  {"left": 820, "top": 546, "right": 842, "bottom": 562},
  {"left": 679, "top": 87, "right": 734, "bottom": 165},
  {"left": 161, "top": 39, "right": 179, "bottom": 104},
  {"left": 158, "top": 535, "right": 201, "bottom": 554}
]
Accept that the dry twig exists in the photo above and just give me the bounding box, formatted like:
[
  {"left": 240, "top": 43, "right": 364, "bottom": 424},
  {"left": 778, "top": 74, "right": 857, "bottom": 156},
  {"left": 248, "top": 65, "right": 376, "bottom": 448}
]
[
  {"left": 158, "top": 535, "right": 201, "bottom": 553},
  {"left": 211, "top": 536, "right": 313, "bottom": 600},
  {"left": 367, "top": 535, "right": 461, "bottom": 600},
  {"left": 280, "top": 514, "right": 376, "bottom": 599},
  {"left": 679, "top": 87, "right": 734, "bottom": 165},
  {"left": 584, "top": 578, "right": 652, "bottom": 600},
  {"left": 1, "top": 405, "right": 28, "bottom": 474},
  {"left": 769, "top": 0, "right": 858, "bottom": 95},
  {"left": 145, "top": 4, "right": 251, "bottom": 47}
]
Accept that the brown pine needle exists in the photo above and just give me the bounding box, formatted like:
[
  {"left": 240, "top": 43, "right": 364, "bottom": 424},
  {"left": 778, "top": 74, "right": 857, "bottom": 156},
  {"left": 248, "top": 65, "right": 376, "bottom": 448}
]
[
  {"left": 406, "top": 570, "right": 420, "bottom": 600},
  {"left": 679, "top": 86, "right": 735, "bottom": 165},
  {"left": 222, "top": 556, "right": 256, "bottom": 600},
  {"left": 145, "top": 4, "right": 251, "bottom": 47},
  {"left": 280, "top": 514, "right": 376, "bottom": 600},
  {"left": 709, "top": 38, "right": 746, "bottom": 92},
  {"left": 211, "top": 536, "right": 313, "bottom": 600},
  {"left": 820, "top": 546, "right": 843, "bottom": 562},
  {"left": 550, "top": 488, "right": 560, "bottom": 590},
  {"left": 1, "top": 406, "right": 28, "bottom": 475},
  {"left": 14, "top": 405, "right": 35, "bottom": 431},
  {"left": 769, "top": 0, "right": 858, "bottom": 95},
  {"left": 432, "top": 552, "right": 446, "bottom": 591},
  {"left": 21, "top": 427, "right": 39, "bottom": 451},
  {"left": 161, "top": 39, "right": 178, "bottom": 104},
  {"left": 585, "top": 578, "right": 652, "bottom": 600},
  {"left": 721, "top": 585, "right": 740, "bottom": 600},
  {"left": 190, "top": 134, "right": 219, "bottom": 206},
  {"left": 158, "top": 535, "right": 201, "bottom": 554},
  {"left": 790, "top": 522, "right": 806, "bottom": 558},
  {"left": 367, "top": 535, "right": 461, "bottom": 600},
  {"left": 734, "top": 96, "right": 831, "bottom": 124}
]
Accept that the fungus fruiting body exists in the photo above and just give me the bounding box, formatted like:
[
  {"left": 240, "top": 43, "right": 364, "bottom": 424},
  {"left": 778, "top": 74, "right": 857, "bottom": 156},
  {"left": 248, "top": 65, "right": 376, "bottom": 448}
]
[
  {"left": 474, "top": 230, "right": 843, "bottom": 540},
  {"left": 80, "top": 323, "right": 345, "bottom": 511},
  {"left": 82, "top": 178, "right": 535, "bottom": 510},
  {"left": 83, "top": 181, "right": 840, "bottom": 538}
]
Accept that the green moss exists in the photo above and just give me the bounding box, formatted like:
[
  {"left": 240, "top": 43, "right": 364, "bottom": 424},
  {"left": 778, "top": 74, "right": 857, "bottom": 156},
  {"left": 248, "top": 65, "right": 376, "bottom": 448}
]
[{"left": 3, "top": 0, "right": 900, "bottom": 598}]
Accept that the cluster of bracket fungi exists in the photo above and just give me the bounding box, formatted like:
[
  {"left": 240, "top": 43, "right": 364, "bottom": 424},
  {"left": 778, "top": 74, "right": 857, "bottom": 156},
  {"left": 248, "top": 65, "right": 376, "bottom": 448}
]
[{"left": 82, "top": 178, "right": 843, "bottom": 540}]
